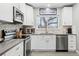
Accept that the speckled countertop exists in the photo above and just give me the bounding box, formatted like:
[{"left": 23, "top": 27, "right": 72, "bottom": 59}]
[
  {"left": 31, "top": 33, "right": 77, "bottom": 35},
  {"left": 0, "top": 37, "right": 30, "bottom": 56}
]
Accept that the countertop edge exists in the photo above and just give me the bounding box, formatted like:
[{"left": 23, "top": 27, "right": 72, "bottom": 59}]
[
  {"left": 0, "top": 37, "right": 30, "bottom": 56},
  {"left": 31, "top": 34, "right": 77, "bottom": 35}
]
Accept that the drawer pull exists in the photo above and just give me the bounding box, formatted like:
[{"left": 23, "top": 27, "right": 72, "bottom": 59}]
[
  {"left": 70, "top": 40, "right": 74, "bottom": 42},
  {"left": 70, "top": 46, "right": 73, "bottom": 48},
  {"left": 69, "top": 40, "right": 76, "bottom": 42},
  {"left": 69, "top": 46, "right": 76, "bottom": 48}
]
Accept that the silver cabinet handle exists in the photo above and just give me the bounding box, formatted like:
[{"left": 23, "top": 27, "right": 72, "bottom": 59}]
[
  {"left": 70, "top": 46, "right": 74, "bottom": 48},
  {"left": 70, "top": 40, "right": 74, "bottom": 42}
]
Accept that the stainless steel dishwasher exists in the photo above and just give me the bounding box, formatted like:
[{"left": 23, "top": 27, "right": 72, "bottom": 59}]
[{"left": 56, "top": 35, "right": 68, "bottom": 52}]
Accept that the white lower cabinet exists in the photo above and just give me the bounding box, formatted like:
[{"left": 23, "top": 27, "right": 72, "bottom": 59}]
[
  {"left": 3, "top": 42, "right": 23, "bottom": 56},
  {"left": 47, "top": 35, "right": 56, "bottom": 50},
  {"left": 23, "top": 4, "right": 34, "bottom": 26},
  {"left": 31, "top": 35, "right": 40, "bottom": 49},
  {"left": 68, "top": 35, "right": 76, "bottom": 51},
  {"left": 31, "top": 35, "right": 56, "bottom": 51}
]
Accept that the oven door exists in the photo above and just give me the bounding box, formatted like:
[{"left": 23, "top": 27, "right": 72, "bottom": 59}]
[
  {"left": 23, "top": 37, "right": 31, "bottom": 56},
  {"left": 26, "top": 39, "right": 31, "bottom": 56}
]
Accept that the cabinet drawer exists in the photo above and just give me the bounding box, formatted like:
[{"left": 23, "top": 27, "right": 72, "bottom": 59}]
[
  {"left": 68, "top": 48, "right": 76, "bottom": 51},
  {"left": 68, "top": 35, "right": 76, "bottom": 40},
  {"left": 68, "top": 42, "right": 76, "bottom": 47},
  {"left": 68, "top": 44, "right": 76, "bottom": 47},
  {"left": 68, "top": 46, "right": 76, "bottom": 50},
  {"left": 68, "top": 39, "right": 76, "bottom": 42},
  {"left": 68, "top": 42, "right": 76, "bottom": 45},
  {"left": 68, "top": 45, "right": 76, "bottom": 48},
  {"left": 68, "top": 35, "right": 76, "bottom": 38}
]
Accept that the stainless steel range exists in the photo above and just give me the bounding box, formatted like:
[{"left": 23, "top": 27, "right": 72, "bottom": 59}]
[{"left": 23, "top": 36, "right": 31, "bottom": 56}]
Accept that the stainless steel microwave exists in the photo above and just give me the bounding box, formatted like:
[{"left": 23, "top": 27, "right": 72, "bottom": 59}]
[{"left": 13, "top": 6, "right": 24, "bottom": 23}]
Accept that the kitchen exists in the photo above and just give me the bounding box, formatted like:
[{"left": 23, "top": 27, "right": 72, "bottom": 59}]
[{"left": 0, "top": 3, "right": 78, "bottom": 56}]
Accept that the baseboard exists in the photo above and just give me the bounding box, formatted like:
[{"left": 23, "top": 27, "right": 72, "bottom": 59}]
[
  {"left": 32, "top": 49, "right": 55, "bottom": 52},
  {"left": 32, "top": 49, "right": 77, "bottom": 52},
  {"left": 56, "top": 50, "right": 68, "bottom": 52}
]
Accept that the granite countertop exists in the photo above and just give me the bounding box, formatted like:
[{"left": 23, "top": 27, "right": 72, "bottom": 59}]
[
  {"left": 0, "top": 37, "right": 30, "bottom": 56},
  {"left": 31, "top": 33, "right": 77, "bottom": 35}
]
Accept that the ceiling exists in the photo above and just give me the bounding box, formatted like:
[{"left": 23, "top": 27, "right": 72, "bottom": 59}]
[{"left": 28, "top": 3, "right": 75, "bottom": 8}]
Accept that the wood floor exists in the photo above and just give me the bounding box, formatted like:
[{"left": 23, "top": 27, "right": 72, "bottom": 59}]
[{"left": 31, "top": 51, "right": 79, "bottom": 56}]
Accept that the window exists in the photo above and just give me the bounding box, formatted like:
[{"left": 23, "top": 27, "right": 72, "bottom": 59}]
[
  {"left": 36, "top": 16, "right": 58, "bottom": 28},
  {"left": 48, "top": 17, "right": 58, "bottom": 28},
  {"left": 36, "top": 8, "right": 58, "bottom": 28},
  {"left": 38, "top": 17, "right": 46, "bottom": 28}
]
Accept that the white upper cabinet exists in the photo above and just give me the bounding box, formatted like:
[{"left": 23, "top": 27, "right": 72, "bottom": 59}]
[
  {"left": 0, "top": 3, "right": 34, "bottom": 24},
  {"left": 19, "top": 3, "right": 25, "bottom": 13},
  {"left": 62, "top": 7, "right": 72, "bottom": 26},
  {"left": 0, "top": 3, "right": 24, "bottom": 23},
  {"left": 23, "top": 4, "right": 34, "bottom": 26},
  {"left": 0, "top": 3, "right": 13, "bottom": 22}
]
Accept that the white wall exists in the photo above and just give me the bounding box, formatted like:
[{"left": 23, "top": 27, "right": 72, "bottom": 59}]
[{"left": 72, "top": 3, "right": 79, "bottom": 51}]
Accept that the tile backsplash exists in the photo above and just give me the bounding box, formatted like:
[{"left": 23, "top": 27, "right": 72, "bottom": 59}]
[
  {"left": 0, "top": 22, "right": 22, "bottom": 31},
  {"left": 35, "top": 28, "right": 65, "bottom": 34}
]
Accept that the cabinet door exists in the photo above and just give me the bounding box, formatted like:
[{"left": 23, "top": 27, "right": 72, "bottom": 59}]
[
  {"left": 15, "top": 42, "right": 23, "bottom": 56},
  {"left": 31, "top": 35, "right": 41, "bottom": 49},
  {"left": 68, "top": 35, "right": 76, "bottom": 51},
  {"left": 31, "top": 35, "right": 56, "bottom": 51},
  {"left": 39, "top": 35, "right": 56, "bottom": 50},
  {"left": 24, "top": 5, "right": 34, "bottom": 26},
  {"left": 31, "top": 35, "right": 47, "bottom": 50},
  {"left": 4, "top": 46, "right": 18, "bottom": 56},
  {"left": 21, "top": 4, "right": 27, "bottom": 25},
  {"left": 0, "top": 3, "right": 13, "bottom": 22},
  {"left": 62, "top": 7, "right": 72, "bottom": 25},
  {"left": 39, "top": 35, "right": 48, "bottom": 49},
  {"left": 42, "top": 35, "right": 56, "bottom": 50},
  {"left": 47, "top": 35, "right": 56, "bottom": 50},
  {"left": 4, "top": 42, "right": 23, "bottom": 56}
]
